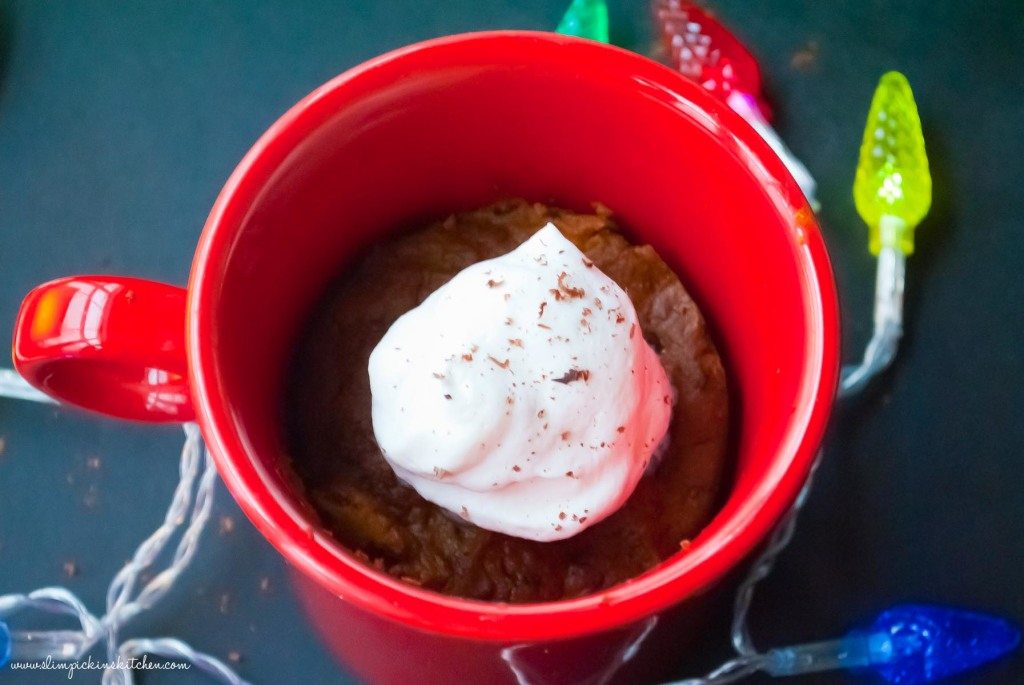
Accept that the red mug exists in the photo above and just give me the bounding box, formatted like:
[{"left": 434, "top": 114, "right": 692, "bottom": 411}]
[{"left": 12, "top": 32, "right": 838, "bottom": 684}]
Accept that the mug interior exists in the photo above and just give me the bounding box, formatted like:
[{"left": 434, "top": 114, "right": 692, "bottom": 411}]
[{"left": 189, "top": 32, "right": 837, "bottom": 641}]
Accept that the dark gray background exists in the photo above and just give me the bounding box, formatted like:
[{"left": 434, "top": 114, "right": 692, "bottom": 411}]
[{"left": 1, "top": 1, "right": 1021, "bottom": 683}]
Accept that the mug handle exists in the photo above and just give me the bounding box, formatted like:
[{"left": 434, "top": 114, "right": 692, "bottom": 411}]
[{"left": 12, "top": 276, "right": 195, "bottom": 423}]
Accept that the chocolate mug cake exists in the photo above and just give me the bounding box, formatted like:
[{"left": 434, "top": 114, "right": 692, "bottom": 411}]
[{"left": 284, "top": 199, "right": 729, "bottom": 603}]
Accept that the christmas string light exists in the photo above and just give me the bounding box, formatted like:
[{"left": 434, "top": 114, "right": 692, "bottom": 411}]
[
  {"left": 556, "top": 0, "right": 609, "bottom": 43},
  {"left": 670, "top": 604, "right": 1020, "bottom": 685},
  {"left": 651, "top": 0, "right": 819, "bottom": 208},
  {"left": 0, "top": 421, "right": 248, "bottom": 685},
  {"left": 666, "top": 70, "right": 1019, "bottom": 684},
  {"left": 842, "top": 71, "right": 931, "bottom": 396}
]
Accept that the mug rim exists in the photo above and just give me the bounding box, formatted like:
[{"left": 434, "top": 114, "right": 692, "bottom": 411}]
[{"left": 187, "top": 30, "right": 839, "bottom": 642}]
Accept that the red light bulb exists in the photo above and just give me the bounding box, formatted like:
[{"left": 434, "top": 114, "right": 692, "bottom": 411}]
[{"left": 652, "top": 0, "right": 771, "bottom": 120}]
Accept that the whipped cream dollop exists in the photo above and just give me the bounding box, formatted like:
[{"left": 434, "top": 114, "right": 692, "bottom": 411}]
[{"left": 368, "top": 224, "right": 672, "bottom": 541}]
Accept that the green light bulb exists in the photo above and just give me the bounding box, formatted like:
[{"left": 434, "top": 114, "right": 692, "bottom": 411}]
[
  {"left": 854, "top": 71, "right": 932, "bottom": 255},
  {"left": 556, "top": 0, "right": 610, "bottom": 43}
]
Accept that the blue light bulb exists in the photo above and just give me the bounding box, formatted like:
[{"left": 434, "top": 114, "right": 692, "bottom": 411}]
[
  {"left": 869, "top": 604, "right": 1020, "bottom": 684},
  {"left": 765, "top": 604, "right": 1019, "bottom": 682},
  {"left": 1, "top": 620, "right": 10, "bottom": 668}
]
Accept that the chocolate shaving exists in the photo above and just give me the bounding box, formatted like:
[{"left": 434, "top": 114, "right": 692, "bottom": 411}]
[
  {"left": 488, "top": 355, "right": 510, "bottom": 370},
  {"left": 553, "top": 368, "right": 590, "bottom": 384},
  {"left": 616, "top": 426, "right": 626, "bottom": 433},
  {"left": 462, "top": 353, "right": 473, "bottom": 361},
  {"left": 538, "top": 301, "right": 547, "bottom": 318},
  {"left": 581, "top": 256, "right": 594, "bottom": 268},
  {"left": 629, "top": 323, "right": 636, "bottom": 339},
  {"left": 512, "top": 464, "right": 521, "bottom": 472},
  {"left": 556, "top": 272, "right": 585, "bottom": 299},
  {"left": 444, "top": 393, "right": 452, "bottom": 400},
  {"left": 486, "top": 278, "right": 504, "bottom": 288},
  {"left": 561, "top": 431, "right": 571, "bottom": 441},
  {"left": 509, "top": 338, "right": 524, "bottom": 348},
  {"left": 537, "top": 322, "right": 552, "bottom": 330}
]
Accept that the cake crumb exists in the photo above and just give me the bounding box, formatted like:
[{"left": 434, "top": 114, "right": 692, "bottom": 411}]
[{"left": 790, "top": 40, "right": 820, "bottom": 71}]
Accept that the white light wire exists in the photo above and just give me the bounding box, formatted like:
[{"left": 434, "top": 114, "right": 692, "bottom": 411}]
[{"left": 0, "top": 412, "right": 250, "bottom": 685}]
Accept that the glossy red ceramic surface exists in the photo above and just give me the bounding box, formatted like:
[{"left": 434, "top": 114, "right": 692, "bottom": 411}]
[
  {"left": 13, "top": 276, "right": 193, "bottom": 422},
  {"left": 12, "top": 31, "right": 839, "bottom": 683}
]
